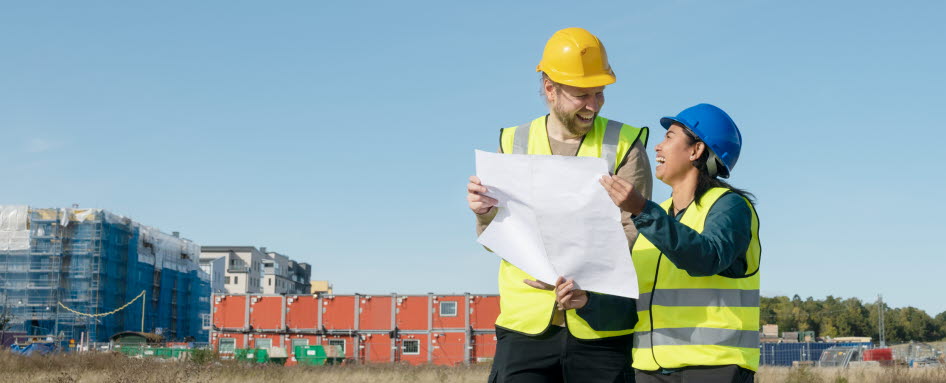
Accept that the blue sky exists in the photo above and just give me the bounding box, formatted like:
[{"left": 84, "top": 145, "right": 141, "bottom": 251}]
[{"left": 2, "top": 1, "right": 944, "bottom": 317}]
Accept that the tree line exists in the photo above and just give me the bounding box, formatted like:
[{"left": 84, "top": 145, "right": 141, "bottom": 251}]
[{"left": 761, "top": 295, "right": 946, "bottom": 343}]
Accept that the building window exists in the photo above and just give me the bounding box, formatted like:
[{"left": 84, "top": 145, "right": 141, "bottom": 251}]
[
  {"left": 225, "top": 276, "right": 230, "bottom": 284},
  {"left": 219, "top": 338, "right": 236, "bottom": 354},
  {"left": 291, "top": 339, "right": 308, "bottom": 352},
  {"left": 402, "top": 339, "right": 420, "bottom": 355},
  {"left": 328, "top": 339, "right": 345, "bottom": 354},
  {"left": 234, "top": 276, "right": 239, "bottom": 284},
  {"left": 256, "top": 338, "right": 272, "bottom": 349},
  {"left": 440, "top": 301, "right": 458, "bottom": 317},
  {"left": 269, "top": 279, "right": 272, "bottom": 286}
]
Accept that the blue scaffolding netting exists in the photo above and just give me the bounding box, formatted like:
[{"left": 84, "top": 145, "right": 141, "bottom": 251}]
[{"left": 0, "top": 206, "right": 210, "bottom": 343}]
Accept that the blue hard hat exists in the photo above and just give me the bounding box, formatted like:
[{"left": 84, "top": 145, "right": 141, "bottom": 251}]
[{"left": 660, "top": 103, "right": 742, "bottom": 178}]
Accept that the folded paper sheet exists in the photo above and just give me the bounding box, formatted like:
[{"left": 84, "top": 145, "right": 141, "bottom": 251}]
[{"left": 475, "top": 150, "right": 639, "bottom": 299}]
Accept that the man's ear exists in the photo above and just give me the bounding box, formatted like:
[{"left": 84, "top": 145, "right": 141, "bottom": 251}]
[{"left": 543, "top": 79, "right": 556, "bottom": 103}]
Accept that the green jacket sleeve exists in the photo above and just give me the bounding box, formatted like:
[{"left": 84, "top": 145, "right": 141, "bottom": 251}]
[
  {"left": 575, "top": 292, "right": 638, "bottom": 331},
  {"left": 631, "top": 192, "right": 752, "bottom": 278}
]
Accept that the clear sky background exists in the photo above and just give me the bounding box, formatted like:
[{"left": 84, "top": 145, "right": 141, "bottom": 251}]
[{"left": 2, "top": 2, "right": 944, "bottom": 315}]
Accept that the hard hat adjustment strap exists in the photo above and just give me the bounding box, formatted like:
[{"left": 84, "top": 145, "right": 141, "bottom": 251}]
[{"left": 706, "top": 153, "right": 719, "bottom": 178}]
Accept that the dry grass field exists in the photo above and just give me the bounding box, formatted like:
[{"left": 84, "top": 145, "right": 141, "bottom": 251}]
[
  {"left": 3, "top": 351, "right": 946, "bottom": 383},
  {"left": 757, "top": 366, "right": 946, "bottom": 383}
]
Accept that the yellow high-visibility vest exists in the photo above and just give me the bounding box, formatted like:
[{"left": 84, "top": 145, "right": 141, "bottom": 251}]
[
  {"left": 631, "top": 187, "right": 761, "bottom": 371},
  {"left": 494, "top": 115, "right": 647, "bottom": 339}
]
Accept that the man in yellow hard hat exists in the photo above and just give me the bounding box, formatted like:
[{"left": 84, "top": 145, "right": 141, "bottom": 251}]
[{"left": 466, "top": 27, "right": 652, "bottom": 382}]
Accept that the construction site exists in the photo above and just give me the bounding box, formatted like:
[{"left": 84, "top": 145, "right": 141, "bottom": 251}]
[{"left": 2, "top": 204, "right": 945, "bottom": 370}]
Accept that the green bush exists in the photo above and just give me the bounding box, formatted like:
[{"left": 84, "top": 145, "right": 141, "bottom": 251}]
[{"left": 190, "top": 349, "right": 218, "bottom": 365}]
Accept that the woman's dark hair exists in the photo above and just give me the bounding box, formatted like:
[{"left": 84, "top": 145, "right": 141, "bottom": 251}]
[{"left": 681, "top": 128, "right": 756, "bottom": 205}]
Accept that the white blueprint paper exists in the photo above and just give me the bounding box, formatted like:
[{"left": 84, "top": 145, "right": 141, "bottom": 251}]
[{"left": 475, "top": 150, "right": 639, "bottom": 299}]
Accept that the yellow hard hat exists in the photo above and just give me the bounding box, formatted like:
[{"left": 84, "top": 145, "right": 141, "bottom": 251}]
[{"left": 536, "top": 27, "right": 615, "bottom": 88}]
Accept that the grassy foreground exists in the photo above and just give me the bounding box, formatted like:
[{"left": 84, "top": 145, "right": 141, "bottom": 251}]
[{"left": 2, "top": 351, "right": 946, "bottom": 383}]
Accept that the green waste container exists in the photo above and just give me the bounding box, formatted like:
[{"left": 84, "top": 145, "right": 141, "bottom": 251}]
[
  {"left": 154, "top": 348, "right": 175, "bottom": 359},
  {"left": 116, "top": 346, "right": 143, "bottom": 357},
  {"left": 294, "top": 345, "right": 328, "bottom": 366},
  {"left": 235, "top": 348, "right": 270, "bottom": 364}
]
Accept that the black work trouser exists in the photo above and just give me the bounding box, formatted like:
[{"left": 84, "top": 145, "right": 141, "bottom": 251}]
[
  {"left": 488, "top": 326, "right": 634, "bottom": 383},
  {"left": 635, "top": 365, "right": 754, "bottom": 383}
]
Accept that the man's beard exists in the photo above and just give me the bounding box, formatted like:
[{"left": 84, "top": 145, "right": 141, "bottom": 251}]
[{"left": 552, "top": 105, "right": 596, "bottom": 137}]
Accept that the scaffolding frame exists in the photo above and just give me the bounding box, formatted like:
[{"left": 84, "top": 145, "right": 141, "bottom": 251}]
[{"left": 0, "top": 207, "right": 210, "bottom": 343}]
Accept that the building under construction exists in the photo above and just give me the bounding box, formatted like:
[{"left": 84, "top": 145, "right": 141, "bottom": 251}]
[{"left": 0, "top": 206, "right": 210, "bottom": 343}]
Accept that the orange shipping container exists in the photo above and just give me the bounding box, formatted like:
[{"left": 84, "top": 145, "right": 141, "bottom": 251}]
[
  {"left": 431, "top": 296, "right": 465, "bottom": 330},
  {"left": 361, "top": 333, "right": 394, "bottom": 363},
  {"left": 213, "top": 332, "right": 246, "bottom": 355},
  {"left": 210, "top": 293, "right": 501, "bottom": 365},
  {"left": 396, "top": 296, "right": 429, "bottom": 331},
  {"left": 472, "top": 333, "right": 498, "bottom": 362},
  {"left": 213, "top": 295, "right": 248, "bottom": 330},
  {"left": 470, "top": 296, "right": 500, "bottom": 331},
  {"left": 249, "top": 296, "right": 284, "bottom": 331},
  {"left": 322, "top": 295, "right": 357, "bottom": 331},
  {"left": 396, "top": 333, "right": 429, "bottom": 365},
  {"left": 359, "top": 295, "right": 394, "bottom": 331},
  {"left": 286, "top": 296, "right": 320, "bottom": 331},
  {"left": 322, "top": 334, "right": 356, "bottom": 360},
  {"left": 431, "top": 332, "right": 466, "bottom": 366}
]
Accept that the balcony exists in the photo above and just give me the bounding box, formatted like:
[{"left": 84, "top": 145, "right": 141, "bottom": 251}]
[{"left": 227, "top": 265, "right": 249, "bottom": 273}]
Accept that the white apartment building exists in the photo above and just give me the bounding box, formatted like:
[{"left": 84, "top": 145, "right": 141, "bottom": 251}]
[
  {"left": 200, "top": 246, "right": 311, "bottom": 295},
  {"left": 199, "top": 246, "right": 266, "bottom": 294}
]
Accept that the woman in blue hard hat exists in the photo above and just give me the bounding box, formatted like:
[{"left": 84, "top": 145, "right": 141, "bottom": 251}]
[{"left": 557, "top": 103, "right": 761, "bottom": 382}]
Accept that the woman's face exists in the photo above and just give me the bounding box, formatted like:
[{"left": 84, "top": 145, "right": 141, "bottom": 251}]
[{"left": 654, "top": 123, "right": 702, "bottom": 185}]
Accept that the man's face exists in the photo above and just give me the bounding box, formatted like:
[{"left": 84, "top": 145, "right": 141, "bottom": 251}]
[{"left": 547, "top": 81, "right": 606, "bottom": 137}]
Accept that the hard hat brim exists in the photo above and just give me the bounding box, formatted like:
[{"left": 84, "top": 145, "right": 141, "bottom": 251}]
[
  {"left": 541, "top": 70, "right": 616, "bottom": 88},
  {"left": 660, "top": 116, "right": 685, "bottom": 130}
]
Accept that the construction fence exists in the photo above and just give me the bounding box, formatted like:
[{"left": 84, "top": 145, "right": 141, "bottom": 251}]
[{"left": 759, "top": 342, "right": 873, "bottom": 366}]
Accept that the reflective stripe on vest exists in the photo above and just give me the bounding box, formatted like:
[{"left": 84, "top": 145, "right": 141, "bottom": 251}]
[
  {"left": 631, "top": 187, "right": 762, "bottom": 371},
  {"left": 636, "top": 289, "right": 760, "bottom": 311},
  {"left": 633, "top": 327, "right": 760, "bottom": 349},
  {"left": 600, "top": 119, "right": 623, "bottom": 173},
  {"left": 512, "top": 122, "right": 530, "bottom": 154},
  {"left": 494, "top": 115, "right": 646, "bottom": 338}
]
